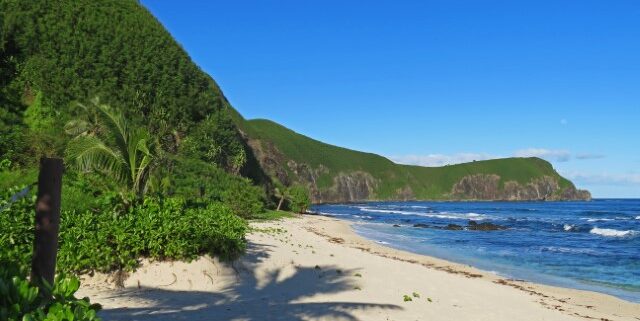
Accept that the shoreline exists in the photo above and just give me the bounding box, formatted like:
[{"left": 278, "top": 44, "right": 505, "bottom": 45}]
[
  {"left": 78, "top": 214, "right": 640, "bottom": 321},
  {"left": 345, "top": 215, "right": 640, "bottom": 303},
  {"left": 305, "top": 215, "right": 639, "bottom": 319}
]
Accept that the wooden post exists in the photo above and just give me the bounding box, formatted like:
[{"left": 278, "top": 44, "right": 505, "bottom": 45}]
[{"left": 31, "top": 158, "right": 63, "bottom": 292}]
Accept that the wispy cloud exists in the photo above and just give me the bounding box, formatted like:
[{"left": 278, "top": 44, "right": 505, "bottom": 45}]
[
  {"left": 389, "top": 153, "right": 497, "bottom": 167},
  {"left": 513, "top": 148, "right": 571, "bottom": 162},
  {"left": 575, "top": 153, "right": 605, "bottom": 160},
  {"left": 562, "top": 171, "right": 640, "bottom": 186},
  {"left": 390, "top": 148, "right": 604, "bottom": 166}
]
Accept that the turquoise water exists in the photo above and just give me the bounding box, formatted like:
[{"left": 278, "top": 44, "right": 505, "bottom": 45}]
[{"left": 311, "top": 200, "right": 640, "bottom": 302}]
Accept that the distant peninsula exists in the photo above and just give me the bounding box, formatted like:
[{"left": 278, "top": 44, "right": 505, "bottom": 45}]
[{"left": 234, "top": 117, "right": 591, "bottom": 204}]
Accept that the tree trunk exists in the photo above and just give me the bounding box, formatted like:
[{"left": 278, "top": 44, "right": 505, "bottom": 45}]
[
  {"left": 31, "top": 158, "right": 63, "bottom": 294},
  {"left": 276, "top": 195, "right": 284, "bottom": 211}
]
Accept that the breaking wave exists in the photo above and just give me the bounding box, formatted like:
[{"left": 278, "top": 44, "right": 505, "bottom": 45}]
[{"left": 590, "top": 227, "right": 638, "bottom": 238}]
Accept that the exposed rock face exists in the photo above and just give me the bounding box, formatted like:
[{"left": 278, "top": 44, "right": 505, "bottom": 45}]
[
  {"left": 317, "top": 171, "right": 378, "bottom": 203},
  {"left": 395, "top": 186, "right": 415, "bottom": 201},
  {"left": 452, "top": 174, "right": 502, "bottom": 199},
  {"left": 452, "top": 174, "right": 591, "bottom": 201},
  {"left": 244, "top": 136, "right": 590, "bottom": 203},
  {"left": 244, "top": 137, "right": 291, "bottom": 185}
]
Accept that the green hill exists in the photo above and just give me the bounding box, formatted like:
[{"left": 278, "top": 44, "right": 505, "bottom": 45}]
[
  {"left": 0, "top": 0, "right": 249, "bottom": 173},
  {"left": 0, "top": 0, "right": 590, "bottom": 205},
  {"left": 237, "top": 118, "right": 591, "bottom": 203}
]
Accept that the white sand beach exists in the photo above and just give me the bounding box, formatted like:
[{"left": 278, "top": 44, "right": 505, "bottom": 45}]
[{"left": 77, "top": 215, "right": 640, "bottom": 321}]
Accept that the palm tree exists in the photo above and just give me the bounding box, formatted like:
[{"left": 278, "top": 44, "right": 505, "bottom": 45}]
[
  {"left": 274, "top": 186, "right": 288, "bottom": 211},
  {"left": 64, "top": 97, "right": 157, "bottom": 196}
]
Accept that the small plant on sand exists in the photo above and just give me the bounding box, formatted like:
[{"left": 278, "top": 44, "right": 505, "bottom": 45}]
[
  {"left": 354, "top": 273, "right": 362, "bottom": 277},
  {"left": 412, "top": 292, "right": 420, "bottom": 298},
  {"left": 354, "top": 286, "right": 362, "bottom": 291},
  {"left": 403, "top": 295, "right": 413, "bottom": 302},
  {"left": 427, "top": 297, "right": 433, "bottom": 302}
]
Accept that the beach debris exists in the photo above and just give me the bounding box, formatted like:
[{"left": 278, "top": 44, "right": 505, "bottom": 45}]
[
  {"left": 314, "top": 265, "right": 321, "bottom": 270},
  {"left": 329, "top": 237, "right": 345, "bottom": 244}
]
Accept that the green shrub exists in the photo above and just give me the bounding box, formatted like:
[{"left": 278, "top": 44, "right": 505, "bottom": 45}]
[
  {"left": 1, "top": 187, "right": 247, "bottom": 274},
  {"left": 56, "top": 197, "right": 248, "bottom": 273},
  {"left": 170, "top": 157, "right": 266, "bottom": 218},
  {"left": 221, "top": 180, "right": 266, "bottom": 219},
  {"left": 0, "top": 255, "right": 101, "bottom": 321},
  {"left": 287, "top": 185, "right": 311, "bottom": 213}
]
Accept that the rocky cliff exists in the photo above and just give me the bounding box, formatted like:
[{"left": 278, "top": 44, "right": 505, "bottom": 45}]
[
  {"left": 451, "top": 174, "right": 591, "bottom": 201},
  {"left": 236, "top": 119, "right": 591, "bottom": 204}
]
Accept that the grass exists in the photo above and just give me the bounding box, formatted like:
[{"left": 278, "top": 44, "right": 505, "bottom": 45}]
[
  {"left": 239, "top": 118, "right": 576, "bottom": 200},
  {"left": 250, "top": 210, "right": 296, "bottom": 221}
]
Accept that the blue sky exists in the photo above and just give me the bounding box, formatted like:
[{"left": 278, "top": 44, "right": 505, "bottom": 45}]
[{"left": 141, "top": 0, "right": 640, "bottom": 198}]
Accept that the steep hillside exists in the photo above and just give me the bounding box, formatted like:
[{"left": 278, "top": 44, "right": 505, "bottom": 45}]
[
  {"left": 0, "top": 0, "right": 251, "bottom": 174},
  {"left": 237, "top": 118, "right": 591, "bottom": 203},
  {"left": 0, "top": 0, "right": 590, "bottom": 205}
]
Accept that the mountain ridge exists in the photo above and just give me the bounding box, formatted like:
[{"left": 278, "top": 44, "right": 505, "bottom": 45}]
[
  {"left": 235, "top": 117, "right": 591, "bottom": 203},
  {"left": 0, "top": 0, "right": 591, "bottom": 205}
]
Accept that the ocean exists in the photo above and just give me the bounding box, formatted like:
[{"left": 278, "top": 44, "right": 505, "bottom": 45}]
[{"left": 311, "top": 199, "right": 640, "bottom": 302}]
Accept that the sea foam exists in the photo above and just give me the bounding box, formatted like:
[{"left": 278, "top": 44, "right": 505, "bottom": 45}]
[
  {"left": 359, "top": 207, "right": 492, "bottom": 220},
  {"left": 590, "top": 227, "right": 637, "bottom": 238}
]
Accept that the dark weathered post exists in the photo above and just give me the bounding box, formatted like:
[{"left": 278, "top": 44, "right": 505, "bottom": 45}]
[{"left": 31, "top": 157, "right": 64, "bottom": 292}]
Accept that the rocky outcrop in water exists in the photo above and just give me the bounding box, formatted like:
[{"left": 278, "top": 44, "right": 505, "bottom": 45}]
[
  {"left": 451, "top": 174, "right": 591, "bottom": 201},
  {"left": 467, "top": 221, "right": 506, "bottom": 231},
  {"left": 412, "top": 221, "right": 506, "bottom": 231}
]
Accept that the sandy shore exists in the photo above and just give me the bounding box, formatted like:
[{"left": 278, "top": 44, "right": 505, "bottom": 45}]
[{"left": 77, "top": 214, "right": 640, "bottom": 321}]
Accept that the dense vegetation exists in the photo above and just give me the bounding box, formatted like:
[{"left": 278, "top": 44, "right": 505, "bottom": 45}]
[
  {"left": 238, "top": 118, "right": 582, "bottom": 201},
  {"left": 1, "top": 257, "right": 101, "bottom": 321},
  {"left": 0, "top": 0, "right": 249, "bottom": 174},
  {"left": 0, "top": 1, "right": 308, "bottom": 319},
  {"left": 0, "top": 187, "right": 247, "bottom": 274},
  {"left": 0, "top": 0, "right": 584, "bottom": 318}
]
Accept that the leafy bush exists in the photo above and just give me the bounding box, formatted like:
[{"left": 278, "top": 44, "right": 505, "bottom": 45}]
[
  {"left": 1, "top": 187, "right": 247, "bottom": 274},
  {"left": 59, "top": 198, "right": 247, "bottom": 272},
  {"left": 221, "top": 180, "right": 266, "bottom": 219},
  {"left": 169, "top": 157, "right": 266, "bottom": 218},
  {"left": 0, "top": 255, "right": 101, "bottom": 321},
  {"left": 287, "top": 185, "right": 311, "bottom": 213}
]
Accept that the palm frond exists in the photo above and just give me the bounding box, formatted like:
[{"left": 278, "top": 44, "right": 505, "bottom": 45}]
[
  {"left": 93, "top": 98, "right": 130, "bottom": 159},
  {"left": 65, "top": 135, "right": 127, "bottom": 184},
  {"left": 63, "top": 119, "right": 90, "bottom": 136}
]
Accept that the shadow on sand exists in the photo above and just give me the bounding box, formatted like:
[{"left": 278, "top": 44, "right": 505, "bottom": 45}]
[{"left": 99, "top": 242, "right": 402, "bottom": 320}]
